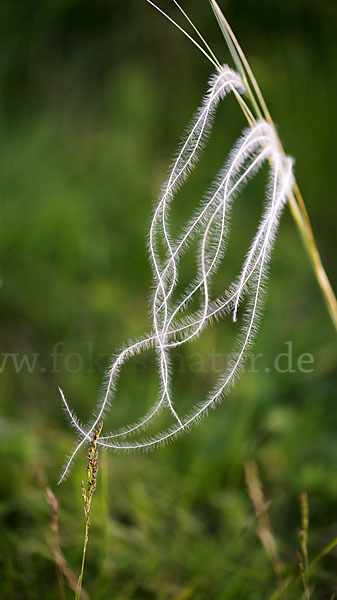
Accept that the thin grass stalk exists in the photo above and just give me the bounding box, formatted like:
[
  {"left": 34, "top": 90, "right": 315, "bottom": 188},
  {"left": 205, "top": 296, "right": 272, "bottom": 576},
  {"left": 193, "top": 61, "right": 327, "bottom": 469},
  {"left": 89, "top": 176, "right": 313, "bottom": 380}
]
[
  {"left": 209, "top": 0, "right": 337, "bottom": 332},
  {"left": 76, "top": 529, "right": 89, "bottom": 600},
  {"left": 244, "top": 461, "right": 285, "bottom": 580},
  {"left": 76, "top": 422, "right": 103, "bottom": 600},
  {"left": 288, "top": 184, "right": 337, "bottom": 331},
  {"left": 298, "top": 491, "right": 310, "bottom": 599}
]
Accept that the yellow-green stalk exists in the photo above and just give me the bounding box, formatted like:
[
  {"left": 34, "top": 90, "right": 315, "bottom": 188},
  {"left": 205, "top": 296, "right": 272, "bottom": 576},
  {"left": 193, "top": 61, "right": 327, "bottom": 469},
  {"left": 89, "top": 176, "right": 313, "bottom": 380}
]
[
  {"left": 210, "top": 0, "right": 337, "bottom": 332},
  {"left": 76, "top": 422, "right": 103, "bottom": 600}
]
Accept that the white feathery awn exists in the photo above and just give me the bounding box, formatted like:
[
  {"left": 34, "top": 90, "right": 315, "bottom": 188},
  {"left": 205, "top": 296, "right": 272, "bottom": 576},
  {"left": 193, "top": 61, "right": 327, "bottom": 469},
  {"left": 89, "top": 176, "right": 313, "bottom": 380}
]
[{"left": 58, "top": 0, "right": 336, "bottom": 483}]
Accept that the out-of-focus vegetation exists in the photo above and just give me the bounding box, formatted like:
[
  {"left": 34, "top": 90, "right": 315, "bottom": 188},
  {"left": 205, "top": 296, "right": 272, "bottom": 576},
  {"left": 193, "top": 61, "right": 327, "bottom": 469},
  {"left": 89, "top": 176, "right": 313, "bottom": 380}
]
[{"left": 0, "top": 1, "right": 336, "bottom": 598}]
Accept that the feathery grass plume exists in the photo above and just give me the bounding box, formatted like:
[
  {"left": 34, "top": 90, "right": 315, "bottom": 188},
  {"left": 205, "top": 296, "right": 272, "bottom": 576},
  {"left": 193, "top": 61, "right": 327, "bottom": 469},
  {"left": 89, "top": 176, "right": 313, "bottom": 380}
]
[
  {"left": 58, "top": 62, "right": 248, "bottom": 478},
  {"left": 58, "top": 0, "right": 335, "bottom": 478},
  {"left": 59, "top": 118, "right": 292, "bottom": 462},
  {"left": 150, "top": 65, "right": 244, "bottom": 427},
  {"left": 76, "top": 422, "right": 103, "bottom": 600}
]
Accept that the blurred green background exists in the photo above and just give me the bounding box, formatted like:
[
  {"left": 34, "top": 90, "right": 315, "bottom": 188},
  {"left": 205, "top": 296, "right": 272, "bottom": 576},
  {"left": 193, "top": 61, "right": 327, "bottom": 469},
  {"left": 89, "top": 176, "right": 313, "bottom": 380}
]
[{"left": 0, "top": 1, "right": 336, "bottom": 598}]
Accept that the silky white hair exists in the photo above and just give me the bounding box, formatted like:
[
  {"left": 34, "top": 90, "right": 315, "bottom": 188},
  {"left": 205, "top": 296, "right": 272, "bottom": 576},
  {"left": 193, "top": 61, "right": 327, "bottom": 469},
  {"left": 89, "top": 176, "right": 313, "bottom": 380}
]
[{"left": 59, "top": 64, "right": 294, "bottom": 483}]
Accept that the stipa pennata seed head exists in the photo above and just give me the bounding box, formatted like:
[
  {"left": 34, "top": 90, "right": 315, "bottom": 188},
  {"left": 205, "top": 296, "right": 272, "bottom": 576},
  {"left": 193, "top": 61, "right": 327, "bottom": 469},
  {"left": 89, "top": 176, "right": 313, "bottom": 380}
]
[{"left": 58, "top": 53, "right": 294, "bottom": 481}]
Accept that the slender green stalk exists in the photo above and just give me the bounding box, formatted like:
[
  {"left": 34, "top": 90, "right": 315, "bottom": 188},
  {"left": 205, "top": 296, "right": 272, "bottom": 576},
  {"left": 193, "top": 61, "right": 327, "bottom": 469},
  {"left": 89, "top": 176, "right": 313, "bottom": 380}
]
[
  {"left": 210, "top": 0, "right": 337, "bottom": 332},
  {"left": 99, "top": 448, "right": 110, "bottom": 574},
  {"left": 298, "top": 491, "right": 310, "bottom": 599},
  {"left": 288, "top": 184, "right": 337, "bottom": 331},
  {"left": 244, "top": 461, "right": 285, "bottom": 579},
  {"left": 172, "top": 0, "right": 222, "bottom": 70},
  {"left": 76, "top": 527, "right": 89, "bottom": 600},
  {"left": 76, "top": 422, "right": 103, "bottom": 600}
]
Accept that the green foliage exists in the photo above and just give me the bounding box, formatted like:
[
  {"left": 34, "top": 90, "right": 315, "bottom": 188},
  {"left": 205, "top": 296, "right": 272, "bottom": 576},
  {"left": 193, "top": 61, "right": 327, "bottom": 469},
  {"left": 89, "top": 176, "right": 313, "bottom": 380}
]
[{"left": 0, "top": 1, "right": 336, "bottom": 598}]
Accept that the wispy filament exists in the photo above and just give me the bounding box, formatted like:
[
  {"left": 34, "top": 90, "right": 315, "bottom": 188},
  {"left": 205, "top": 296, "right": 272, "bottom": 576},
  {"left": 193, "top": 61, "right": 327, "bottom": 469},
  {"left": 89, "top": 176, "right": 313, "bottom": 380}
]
[{"left": 59, "top": 64, "right": 293, "bottom": 483}]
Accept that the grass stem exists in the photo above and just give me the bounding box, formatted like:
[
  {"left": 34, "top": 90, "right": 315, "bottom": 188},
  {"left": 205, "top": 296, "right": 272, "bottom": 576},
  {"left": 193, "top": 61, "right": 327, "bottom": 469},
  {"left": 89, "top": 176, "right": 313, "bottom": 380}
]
[
  {"left": 76, "top": 422, "right": 103, "bottom": 600},
  {"left": 288, "top": 184, "right": 337, "bottom": 331},
  {"left": 210, "top": 0, "right": 337, "bottom": 333}
]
